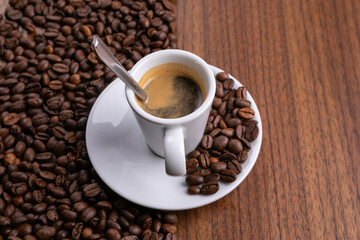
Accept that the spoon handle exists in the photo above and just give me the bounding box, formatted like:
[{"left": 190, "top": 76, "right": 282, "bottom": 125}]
[{"left": 92, "top": 36, "right": 148, "bottom": 101}]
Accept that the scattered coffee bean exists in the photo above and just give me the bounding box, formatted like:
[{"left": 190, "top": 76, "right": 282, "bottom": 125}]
[
  {"left": 213, "top": 135, "right": 229, "bottom": 151},
  {"left": 198, "top": 153, "right": 210, "bottom": 169},
  {"left": 186, "top": 158, "right": 199, "bottom": 174},
  {"left": 227, "top": 160, "right": 242, "bottom": 174},
  {"left": 216, "top": 72, "right": 229, "bottom": 82},
  {"left": 185, "top": 72, "right": 259, "bottom": 195},
  {"left": 204, "top": 173, "right": 220, "bottom": 183},
  {"left": 228, "top": 139, "right": 243, "bottom": 154},
  {"left": 201, "top": 181, "right": 219, "bottom": 195},
  {"left": 185, "top": 175, "right": 204, "bottom": 186},
  {"left": 201, "top": 135, "right": 213, "bottom": 149},
  {"left": 219, "top": 152, "right": 237, "bottom": 162},
  {"left": 220, "top": 169, "right": 237, "bottom": 182},
  {"left": 210, "top": 161, "right": 227, "bottom": 173},
  {"left": 238, "top": 107, "right": 255, "bottom": 119}
]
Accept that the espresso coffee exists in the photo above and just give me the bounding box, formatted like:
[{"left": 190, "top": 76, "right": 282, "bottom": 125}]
[{"left": 137, "top": 63, "right": 206, "bottom": 118}]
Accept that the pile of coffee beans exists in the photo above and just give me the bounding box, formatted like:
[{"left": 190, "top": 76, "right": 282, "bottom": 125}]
[
  {"left": 185, "top": 72, "right": 259, "bottom": 195},
  {"left": 0, "top": 0, "right": 178, "bottom": 239}
]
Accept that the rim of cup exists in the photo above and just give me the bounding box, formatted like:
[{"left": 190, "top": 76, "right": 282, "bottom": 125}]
[{"left": 125, "top": 49, "right": 216, "bottom": 125}]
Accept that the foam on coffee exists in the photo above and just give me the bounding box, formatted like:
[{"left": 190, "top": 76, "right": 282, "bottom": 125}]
[{"left": 136, "top": 63, "right": 206, "bottom": 119}]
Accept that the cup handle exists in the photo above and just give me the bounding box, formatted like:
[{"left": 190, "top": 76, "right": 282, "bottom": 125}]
[{"left": 164, "top": 127, "right": 186, "bottom": 176}]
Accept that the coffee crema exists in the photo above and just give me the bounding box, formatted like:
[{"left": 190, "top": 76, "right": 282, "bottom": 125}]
[{"left": 136, "top": 63, "right": 206, "bottom": 119}]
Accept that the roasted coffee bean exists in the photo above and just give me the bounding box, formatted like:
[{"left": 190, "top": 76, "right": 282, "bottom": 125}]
[
  {"left": 47, "top": 96, "right": 62, "bottom": 109},
  {"left": 210, "top": 161, "right": 227, "bottom": 173},
  {"left": 185, "top": 175, "right": 204, "bottom": 186},
  {"left": 245, "top": 125, "right": 259, "bottom": 142},
  {"left": 236, "top": 87, "right": 247, "bottom": 99},
  {"left": 33, "top": 202, "right": 47, "bottom": 214},
  {"left": 239, "top": 150, "right": 249, "bottom": 163},
  {"left": 161, "top": 223, "right": 177, "bottom": 234},
  {"left": 3, "top": 113, "right": 19, "bottom": 126},
  {"left": 49, "top": 187, "right": 67, "bottom": 198},
  {"left": 7, "top": 9, "right": 23, "bottom": 21},
  {"left": 219, "top": 152, "right": 237, "bottom": 162},
  {"left": 39, "top": 171, "right": 56, "bottom": 181},
  {"left": 73, "top": 202, "right": 88, "bottom": 213},
  {"left": 235, "top": 125, "right": 243, "bottom": 139},
  {"left": 79, "top": 207, "right": 96, "bottom": 223},
  {"left": 220, "top": 169, "right": 237, "bottom": 182},
  {"left": 234, "top": 98, "right": 251, "bottom": 108},
  {"left": 204, "top": 173, "right": 220, "bottom": 183},
  {"left": 17, "top": 223, "right": 32, "bottom": 236},
  {"left": 128, "top": 224, "right": 142, "bottom": 236},
  {"left": 48, "top": 80, "right": 63, "bottom": 91},
  {"left": 32, "top": 190, "right": 44, "bottom": 203},
  {"left": 220, "top": 120, "right": 228, "bottom": 129},
  {"left": 9, "top": 171, "right": 27, "bottom": 182},
  {"left": 35, "top": 152, "right": 53, "bottom": 163},
  {"left": 212, "top": 135, "right": 229, "bottom": 151},
  {"left": 46, "top": 209, "right": 59, "bottom": 222},
  {"left": 26, "top": 98, "right": 43, "bottom": 108},
  {"left": 32, "top": 113, "right": 49, "bottom": 126},
  {"left": 215, "top": 82, "right": 224, "bottom": 97},
  {"left": 223, "top": 78, "right": 234, "bottom": 90},
  {"left": 121, "top": 235, "right": 139, "bottom": 240},
  {"left": 52, "top": 126, "right": 67, "bottom": 139},
  {"left": 242, "top": 119, "right": 258, "bottom": 127},
  {"left": 11, "top": 182, "right": 28, "bottom": 196},
  {"left": 209, "top": 128, "right": 221, "bottom": 138},
  {"left": 238, "top": 107, "right": 255, "bottom": 119},
  {"left": 7, "top": 236, "right": 22, "bottom": 240},
  {"left": 187, "top": 185, "right": 201, "bottom": 195},
  {"left": 186, "top": 158, "right": 199, "bottom": 174},
  {"left": 192, "top": 168, "right": 212, "bottom": 176},
  {"left": 212, "top": 97, "right": 222, "bottom": 108},
  {"left": 0, "top": 216, "right": 12, "bottom": 226},
  {"left": 106, "top": 228, "right": 121, "bottom": 240},
  {"left": 162, "top": 213, "right": 178, "bottom": 224},
  {"left": 214, "top": 115, "right": 222, "bottom": 128},
  {"left": 61, "top": 209, "right": 78, "bottom": 222},
  {"left": 227, "top": 160, "right": 242, "bottom": 174},
  {"left": 228, "top": 139, "right": 243, "bottom": 154},
  {"left": 83, "top": 183, "right": 101, "bottom": 198},
  {"left": 240, "top": 137, "right": 251, "bottom": 149},
  {"left": 221, "top": 128, "right": 234, "bottom": 137},
  {"left": 37, "top": 60, "right": 50, "bottom": 72},
  {"left": 198, "top": 153, "right": 210, "bottom": 169},
  {"left": 227, "top": 118, "right": 242, "bottom": 128},
  {"left": 10, "top": 101, "right": 26, "bottom": 113},
  {"left": 216, "top": 72, "right": 229, "bottom": 82},
  {"left": 36, "top": 226, "right": 56, "bottom": 240},
  {"left": 71, "top": 222, "right": 83, "bottom": 240},
  {"left": 201, "top": 181, "right": 219, "bottom": 195},
  {"left": 205, "top": 122, "right": 214, "bottom": 133}
]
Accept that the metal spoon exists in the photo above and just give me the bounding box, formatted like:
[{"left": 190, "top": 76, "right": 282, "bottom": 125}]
[{"left": 92, "top": 36, "right": 148, "bottom": 101}]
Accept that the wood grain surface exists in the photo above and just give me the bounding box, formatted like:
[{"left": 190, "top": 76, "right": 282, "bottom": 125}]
[
  {"left": 1, "top": 0, "right": 358, "bottom": 239},
  {"left": 175, "top": 0, "right": 360, "bottom": 239}
]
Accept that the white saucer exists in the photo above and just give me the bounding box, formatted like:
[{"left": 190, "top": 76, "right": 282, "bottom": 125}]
[{"left": 86, "top": 65, "right": 262, "bottom": 210}]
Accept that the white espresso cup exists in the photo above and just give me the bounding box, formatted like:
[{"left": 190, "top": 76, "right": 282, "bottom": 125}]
[{"left": 125, "top": 49, "right": 216, "bottom": 176}]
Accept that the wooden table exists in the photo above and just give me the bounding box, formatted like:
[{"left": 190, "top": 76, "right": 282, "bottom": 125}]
[
  {"left": 175, "top": 0, "right": 360, "bottom": 239},
  {"left": 1, "top": 0, "right": 359, "bottom": 239}
]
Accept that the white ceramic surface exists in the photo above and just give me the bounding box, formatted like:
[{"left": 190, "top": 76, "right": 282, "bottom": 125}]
[
  {"left": 126, "top": 49, "right": 216, "bottom": 176},
  {"left": 86, "top": 65, "right": 263, "bottom": 210}
]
